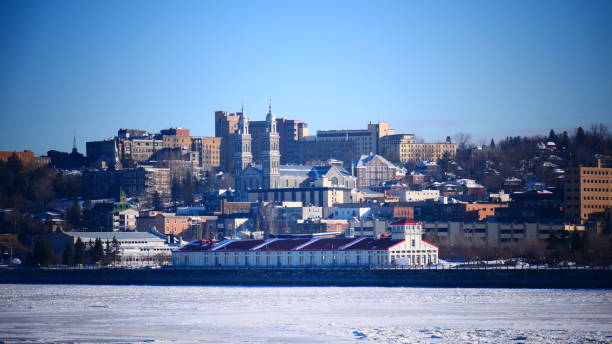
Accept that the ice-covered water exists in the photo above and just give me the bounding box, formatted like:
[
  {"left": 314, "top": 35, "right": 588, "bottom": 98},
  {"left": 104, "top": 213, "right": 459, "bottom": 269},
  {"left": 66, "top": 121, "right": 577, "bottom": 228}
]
[{"left": 0, "top": 284, "right": 611, "bottom": 343}]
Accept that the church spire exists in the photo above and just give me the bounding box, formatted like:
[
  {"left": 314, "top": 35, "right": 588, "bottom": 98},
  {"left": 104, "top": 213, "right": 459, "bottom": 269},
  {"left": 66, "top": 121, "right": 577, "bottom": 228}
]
[{"left": 72, "top": 131, "right": 77, "bottom": 153}]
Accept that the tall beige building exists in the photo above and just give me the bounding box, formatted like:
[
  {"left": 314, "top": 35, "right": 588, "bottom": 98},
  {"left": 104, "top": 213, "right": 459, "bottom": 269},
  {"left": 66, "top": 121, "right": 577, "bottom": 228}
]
[
  {"left": 121, "top": 138, "right": 163, "bottom": 162},
  {"left": 191, "top": 136, "right": 222, "bottom": 169},
  {"left": 380, "top": 134, "right": 456, "bottom": 163},
  {"left": 215, "top": 110, "right": 241, "bottom": 172},
  {"left": 162, "top": 135, "right": 192, "bottom": 150},
  {"left": 564, "top": 160, "right": 612, "bottom": 224}
]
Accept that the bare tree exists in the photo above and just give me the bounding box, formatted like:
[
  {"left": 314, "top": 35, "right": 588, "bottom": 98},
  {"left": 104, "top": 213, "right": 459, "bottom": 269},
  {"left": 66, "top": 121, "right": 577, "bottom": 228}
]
[{"left": 453, "top": 133, "right": 472, "bottom": 150}]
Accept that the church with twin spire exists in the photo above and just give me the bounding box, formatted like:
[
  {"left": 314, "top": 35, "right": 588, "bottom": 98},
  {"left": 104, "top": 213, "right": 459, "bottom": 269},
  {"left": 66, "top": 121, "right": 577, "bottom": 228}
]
[{"left": 233, "top": 104, "right": 357, "bottom": 203}]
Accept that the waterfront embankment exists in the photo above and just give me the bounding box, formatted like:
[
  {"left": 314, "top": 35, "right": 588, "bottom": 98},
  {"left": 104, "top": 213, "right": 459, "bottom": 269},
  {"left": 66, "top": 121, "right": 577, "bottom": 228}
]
[{"left": 1, "top": 267, "right": 611, "bottom": 288}]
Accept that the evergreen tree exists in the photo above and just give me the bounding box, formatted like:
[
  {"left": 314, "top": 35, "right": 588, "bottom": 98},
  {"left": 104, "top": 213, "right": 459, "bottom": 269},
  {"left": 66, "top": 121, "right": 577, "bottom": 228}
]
[
  {"left": 25, "top": 251, "right": 35, "bottom": 266},
  {"left": 570, "top": 230, "right": 584, "bottom": 252},
  {"left": 81, "top": 199, "right": 93, "bottom": 230},
  {"left": 560, "top": 131, "right": 569, "bottom": 148},
  {"left": 92, "top": 238, "right": 104, "bottom": 264},
  {"left": 548, "top": 129, "right": 556, "bottom": 142},
  {"left": 104, "top": 240, "right": 112, "bottom": 265},
  {"left": 66, "top": 201, "right": 81, "bottom": 229},
  {"left": 576, "top": 127, "right": 586, "bottom": 144},
  {"left": 7, "top": 153, "right": 23, "bottom": 174},
  {"left": 182, "top": 175, "right": 195, "bottom": 206},
  {"left": 87, "top": 239, "right": 94, "bottom": 262},
  {"left": 111, "top": 236, "right": 121, "bottom": 264},
  {"left": 33, "top": 236, "right": 54, "bottom": 266},
  {"left": 152, "top": 191, "right": 163, "bottom": 211},
  {"left": 74, "top": 237, "right": 86, "bottom": 265},
  {"left": 62, "top": 242, "right": 75, "bottom": 265},
  {"left": 171, "top": 179, "right": 182, "bottom": 206},
  {"left": 489, "top": 138, "right": 496, "bottom": 149}
]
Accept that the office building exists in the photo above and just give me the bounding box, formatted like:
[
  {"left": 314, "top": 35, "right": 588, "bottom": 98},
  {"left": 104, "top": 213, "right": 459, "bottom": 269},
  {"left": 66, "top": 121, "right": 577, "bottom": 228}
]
[{"left": 564, "top": 160, "right": 612, "bottom": 224}]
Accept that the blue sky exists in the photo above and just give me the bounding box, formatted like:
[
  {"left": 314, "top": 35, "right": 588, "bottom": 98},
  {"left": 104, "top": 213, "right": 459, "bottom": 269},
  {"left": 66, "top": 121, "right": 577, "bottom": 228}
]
[{"left": 1, "top": 0, "right": 611, "bottom": 155}]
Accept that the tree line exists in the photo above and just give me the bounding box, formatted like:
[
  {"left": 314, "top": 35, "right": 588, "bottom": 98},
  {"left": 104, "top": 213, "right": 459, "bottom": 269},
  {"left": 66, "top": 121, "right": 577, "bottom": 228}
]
[{"left": 27, "top": 236, "right": 122, "bottom": 266}]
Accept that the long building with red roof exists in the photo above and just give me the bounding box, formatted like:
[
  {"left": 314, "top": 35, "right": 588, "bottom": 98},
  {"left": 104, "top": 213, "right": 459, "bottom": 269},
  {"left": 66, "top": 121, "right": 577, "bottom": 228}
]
[{"left": 172, "top": 221, "right": 438, "bottom": 267}]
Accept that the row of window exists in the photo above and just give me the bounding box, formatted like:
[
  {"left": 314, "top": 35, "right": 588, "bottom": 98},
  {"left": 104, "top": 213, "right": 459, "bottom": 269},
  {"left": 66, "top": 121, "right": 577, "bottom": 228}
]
[
  {"left": 583, "top": 170, "right": 611, "bottom": 175},
  {"left": 584, "top": 204, "right": 609, "bottom": 209},
  {"left": 179, "top": 252, "right": 390, "bottom": 266},
  {"left": 583, "top": 196, "right": 611, "bottom": 201},
  {"left": 583, "top": 179, "right": 611, "bottom": 184}
]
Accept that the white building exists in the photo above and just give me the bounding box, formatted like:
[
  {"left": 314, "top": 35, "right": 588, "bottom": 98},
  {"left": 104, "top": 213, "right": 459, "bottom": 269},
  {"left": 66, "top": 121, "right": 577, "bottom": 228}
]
[
  {"left": 172, "top": 220, "right": 438, "bottom": 267},
  {"left": 332, "top": 207, "right": 372, "bottom": 220},
  {"left": 392, "top": 189, "right": 440, "bottom": 202},
  {"left": 48, "top": 231, "right": 178, "bottom": 265},
  {"left": 112, "top": 208, "right": 138, "bottom": 231}
]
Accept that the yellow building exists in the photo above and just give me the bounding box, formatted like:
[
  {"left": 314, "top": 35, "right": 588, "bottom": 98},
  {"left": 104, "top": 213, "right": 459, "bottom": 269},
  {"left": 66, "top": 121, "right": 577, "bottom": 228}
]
[
  {"left": 380, "top": 134, "right": 456, "bottom": 163},
  {"left": 192, "top": 136, "right": 222, "bottom": 169},
  {"left": 162, "top": 135, "right": 192, "bottom": 150},
  {"left": 564, "top": 160, "right": 612, "bottom": 224}
]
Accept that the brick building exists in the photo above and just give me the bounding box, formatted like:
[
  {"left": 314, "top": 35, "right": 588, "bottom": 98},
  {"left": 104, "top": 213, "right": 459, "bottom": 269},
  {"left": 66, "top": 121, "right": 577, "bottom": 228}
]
[
  {"left": 353, "top": 154, "right": 398, "bottom": 189},
  {"left": 0, "top": 151, "right": 50, "bottom": 168}
]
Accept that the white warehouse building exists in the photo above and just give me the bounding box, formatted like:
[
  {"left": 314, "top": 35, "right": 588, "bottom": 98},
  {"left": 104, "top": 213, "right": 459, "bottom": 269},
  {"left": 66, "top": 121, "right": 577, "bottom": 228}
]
[{"left": 172, "top": 220, "right": 438, "bottom": 267}]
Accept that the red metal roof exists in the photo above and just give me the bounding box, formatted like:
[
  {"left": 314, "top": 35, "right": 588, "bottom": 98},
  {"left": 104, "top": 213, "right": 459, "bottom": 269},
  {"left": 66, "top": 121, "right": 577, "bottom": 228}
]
[
  {"left": 177, "top": 237, "right": 409, "bottom": 253},
  {"left": 389, "top": 220, "right": 421, "bottom": 226},
  {"left": 299, "top": 238, "right": 356, "bottom": 251},
  {"left": 345, "top": 238, "right": 404, "bottom": 250},
  {"left": 422, "top": 240, "right": 439, "bottom": 249},
  {"left": 219, "top": 240, "right": 266, "bottom": 251},
  {"left": 255, "top": 239, "right": 311, "bottom": 251}
]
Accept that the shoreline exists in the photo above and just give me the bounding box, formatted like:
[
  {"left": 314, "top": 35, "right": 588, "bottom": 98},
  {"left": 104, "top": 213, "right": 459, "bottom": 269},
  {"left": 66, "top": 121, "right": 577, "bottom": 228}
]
[{"left": 1, "top": 267, "right": 611, "bottom": 288}]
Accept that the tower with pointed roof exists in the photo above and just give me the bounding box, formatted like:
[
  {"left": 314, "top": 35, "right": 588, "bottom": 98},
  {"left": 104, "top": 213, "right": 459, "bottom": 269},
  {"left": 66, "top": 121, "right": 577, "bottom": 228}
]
[
  {"left": 233, "top": 106, "right": 253, "bottom": 175},
  {"left": 262, "top": 102, "right": 281, "bottom": 189}
]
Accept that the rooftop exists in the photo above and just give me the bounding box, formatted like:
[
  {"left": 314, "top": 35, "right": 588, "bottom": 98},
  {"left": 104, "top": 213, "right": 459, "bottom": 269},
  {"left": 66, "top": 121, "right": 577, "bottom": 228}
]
[{"left": 176, "top": 236, "right": 406, "bottom": 252}]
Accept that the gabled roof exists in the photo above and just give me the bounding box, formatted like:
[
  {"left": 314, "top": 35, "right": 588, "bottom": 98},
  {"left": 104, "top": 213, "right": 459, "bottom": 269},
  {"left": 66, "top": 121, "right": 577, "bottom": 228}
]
[
  {"left": 344, "top": 237, "right": 403, "bottom": 250},
  {"left": 308, "top": 165, "right": 352, "bottom": 178},
  {"left": 176, "top": 237, "right": 410, "bottom": 253},
  {"left": 354, "top": 154, "right": 396, "bottom": 169}
]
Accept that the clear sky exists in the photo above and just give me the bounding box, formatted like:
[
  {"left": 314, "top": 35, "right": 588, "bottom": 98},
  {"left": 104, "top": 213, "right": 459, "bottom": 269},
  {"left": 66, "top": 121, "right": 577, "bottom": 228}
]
[{"left": 1, "top": 0, "right": 611, "bottom": 155}]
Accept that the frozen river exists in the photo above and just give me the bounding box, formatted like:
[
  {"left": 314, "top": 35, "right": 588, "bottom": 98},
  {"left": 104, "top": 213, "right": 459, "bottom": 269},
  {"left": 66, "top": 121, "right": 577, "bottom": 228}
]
[{"left": 0, "top": 285, "right": 611, "bottom": 343}]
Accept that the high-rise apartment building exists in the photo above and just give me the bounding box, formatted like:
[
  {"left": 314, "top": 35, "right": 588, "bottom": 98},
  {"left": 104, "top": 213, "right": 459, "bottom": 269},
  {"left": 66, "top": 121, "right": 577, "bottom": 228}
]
[
  {"left": 191, "top": 137, "right": 222, "bottom": 169},
  {"left": 215, "top": 110, "right": 241, "bottom": 172},
  {"left": 564, "top": 160, "right": 612, "bottom": 224}
]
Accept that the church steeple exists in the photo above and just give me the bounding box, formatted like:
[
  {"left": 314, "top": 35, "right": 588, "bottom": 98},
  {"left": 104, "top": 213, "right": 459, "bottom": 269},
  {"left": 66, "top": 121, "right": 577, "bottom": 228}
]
[
  {"left": 72, "top": 131, "right": 77, "bottom": 153},
  {"left": 266, "top": 99, "right": 276, "bottom": 133},
  {"left": 262, "top": 102, "right": 280, "bottom": 189},
  {"left": 233, "top": 107, "right": 252, "bottom": 175}
]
